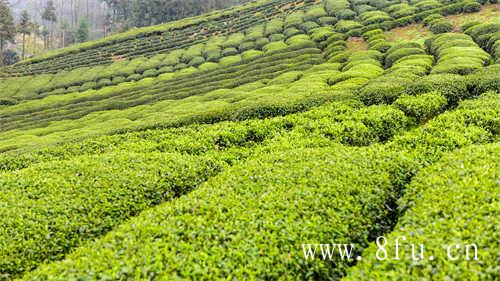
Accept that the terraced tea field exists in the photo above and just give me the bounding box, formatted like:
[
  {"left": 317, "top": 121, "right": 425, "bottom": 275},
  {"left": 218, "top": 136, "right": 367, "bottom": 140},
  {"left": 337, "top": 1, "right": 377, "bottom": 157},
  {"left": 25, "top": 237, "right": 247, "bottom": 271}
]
[{"left": 0, "top": 0, "right": 498, "bottom": 280}]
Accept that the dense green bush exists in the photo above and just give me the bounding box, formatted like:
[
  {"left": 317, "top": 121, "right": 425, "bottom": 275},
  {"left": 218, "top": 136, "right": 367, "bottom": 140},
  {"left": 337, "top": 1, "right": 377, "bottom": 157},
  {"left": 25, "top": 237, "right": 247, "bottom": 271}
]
[
  {"left": 335, "top": 20, "right": 364, "bottom": 33},
  {"left": 429, "top": 33, "right": 491, "bottom": 75},
  {"left": 405, "top": 74, "right": 470, "bottom": 105},
  {"left": 430, "top": 19, "right": 454, "bottom": 34},
  {"left": 393, "top": 91, "right": 448, "bottom": 123},
  {"left": 345, "top": 143, "right": 499, "bottom": 280},
  {"left": 0, "top": 151, "right": 228, "bottom": 277},
  {"left": 19, "top": 92, "right": 499, "bottom": 280}
]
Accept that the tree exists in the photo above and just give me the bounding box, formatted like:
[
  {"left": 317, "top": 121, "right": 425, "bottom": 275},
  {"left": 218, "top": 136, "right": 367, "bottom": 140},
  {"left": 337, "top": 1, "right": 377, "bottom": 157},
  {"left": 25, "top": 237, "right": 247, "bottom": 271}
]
[
  {"left": 1, "top": 49, "right": 19, "bottom": 65},
  {"left": 18, "top": 10, "right": 31, "bottom": 60},
  {"left": 0, "top": 0, "right": 16, "bottom": 65},
  {"left": 42, "top": 0, "right": 57, "bottom": 49},
  {"left": 76, "top": 19, "right": 89, "bottom": 43},
  {"left": 41, "top": 26, "right": 50, "bottom": 49}
]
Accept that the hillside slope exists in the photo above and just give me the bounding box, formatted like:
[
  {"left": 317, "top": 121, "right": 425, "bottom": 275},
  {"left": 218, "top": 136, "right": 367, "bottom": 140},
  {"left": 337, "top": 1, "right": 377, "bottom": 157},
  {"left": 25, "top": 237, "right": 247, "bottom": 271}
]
[{"left": 0, "top": 0, "right": 498, "bottom": 280}]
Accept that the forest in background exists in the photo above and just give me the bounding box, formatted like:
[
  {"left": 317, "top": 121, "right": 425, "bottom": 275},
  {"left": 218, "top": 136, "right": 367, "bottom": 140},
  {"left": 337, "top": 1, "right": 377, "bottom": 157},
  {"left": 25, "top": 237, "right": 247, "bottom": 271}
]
[{"left": 0, "top": 0, "right": 251, "bottom": 65}]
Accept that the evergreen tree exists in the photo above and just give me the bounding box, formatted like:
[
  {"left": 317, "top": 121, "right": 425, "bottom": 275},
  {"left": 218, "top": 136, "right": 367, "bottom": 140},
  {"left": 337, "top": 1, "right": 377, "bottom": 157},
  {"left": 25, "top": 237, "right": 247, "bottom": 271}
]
[
  {"left": 42, "top": 0, "right": 57, "bottom": 49},
  {"left": 75, "top": 20, "right": 89, "bottom": 43},
  {"left": 18, "top": 10, "right": 31, "bottom": 60},
  {"left": 0, "top": 0, "right": 16, "bottom": 65}
]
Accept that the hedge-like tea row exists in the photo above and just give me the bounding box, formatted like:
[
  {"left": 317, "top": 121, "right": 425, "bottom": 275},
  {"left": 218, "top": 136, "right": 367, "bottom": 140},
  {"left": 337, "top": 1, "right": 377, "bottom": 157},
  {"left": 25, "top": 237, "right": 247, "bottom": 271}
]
[
  {"left": 0, "top": 47, "right": 323, "bottom": 133},
  {"left": 423, "top": 13, "right": 453, "bottom": 34},
  {"left": 22, "top": 91, "right": 499, "bottom": 280},
  {"left": 427, "top": 33, "right": 491, "bottom": 75},
  {"left": 0, "top": 97, "right": 410, "bottom": 172},
  {"left": 362, "top": 28, "right": 392, "bottom": 53},
  {"left": 0, "top": 98, "right": 415, "bottom": 277},
  {"left": 328, "top": 50, "right": 384, "bottom": 91},
  {"left": 0, "top": 61, "right": 349, "bottom": 152},
  {"left": 357, "top": 42, "right": 433, "bottom": 105},
  {"left": 1, "top": 0, "right": 319, "bottom": 76},
  {"left": 464, "top": 21, "right": 500, "bottom": 63},
  {"left": 344, "top": 142, "right": 499, "bottom": 280},
  {"left": 392, "top": 91, "right": 448, "bottom": 123},
  {"left": 0, "top": 151, "right": 230, "bottom": 278},
  {"left": 0, "top": 14, "right": 324, "bottom": 102}
]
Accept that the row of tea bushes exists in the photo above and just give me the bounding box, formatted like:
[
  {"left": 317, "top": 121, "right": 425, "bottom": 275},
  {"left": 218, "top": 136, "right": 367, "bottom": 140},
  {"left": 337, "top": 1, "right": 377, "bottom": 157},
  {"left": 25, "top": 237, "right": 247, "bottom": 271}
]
[
  {"left": 2, "top": 0, "right": 318, "bottom": 76},
  {"left": 0, "top": 97, "right": 416, "bottom": 277},
  {"left": 362, "top": 28, "right": 392, "bottom": 53},
  {"left": 423, "top": 13, "right": 453, "bottom": 34},
  {"left": 0, "top": 27, "right": 320, "bottom": 102},
  {"left": 344, "top": 141, "right": 499, "bottom": 280},
  {"left": 355, "top": 50, "right": 496, "bottom": 106},
  {"left": 0, "top": 96, "right": 416, "bottom": 173},
  {"left": 464, "top": 21, "right": 500, "bottom": 63},
  {"left": 328, "top": 50, "right": 384, "bottom": 91},
  {"left": 0, "top": 150, "right": 233, "bottom": 278},
  {"left": 0, "top": 59, "right": 341, "bottom": 152},
  {"left": 0, "top": 46, "right": 324, "bottom": 133},
  {"left": 0, "top": 0, "right": 485, "bottom": 77},
  {"left": 22, "top": 91, "right": 498, "bottom": 280},
  {"left": 428, "top": 33, "right": 491, "bottom": 75}
]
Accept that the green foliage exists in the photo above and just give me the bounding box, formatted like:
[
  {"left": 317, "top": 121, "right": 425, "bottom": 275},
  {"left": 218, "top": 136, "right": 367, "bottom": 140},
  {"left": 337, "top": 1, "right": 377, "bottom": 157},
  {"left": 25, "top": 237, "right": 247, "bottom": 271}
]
[
  {"left": 335, "top": 20, "right": 364, "bottom": 33},
  {"left": 345, "top": 142, "right": 499, "bottom": 280},
  {"left": 428, "top": 33, "right": 491, "bottom": 75},
  {"left": 0, "top": 151, "right": 228, "bottom": 277},
  {"left": 393, "top": 91, "right": 448, "bottom": 123},
  {"left": 18, "top": 92, "right": 499, "bottom": 280},
  {"left": 405, "top": 74, "right": 470, "bottom": 105}
]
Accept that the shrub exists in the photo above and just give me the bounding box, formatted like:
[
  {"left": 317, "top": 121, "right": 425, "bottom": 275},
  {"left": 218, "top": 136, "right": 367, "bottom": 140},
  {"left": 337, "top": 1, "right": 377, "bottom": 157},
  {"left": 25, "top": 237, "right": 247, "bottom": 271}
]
[
  {"left": 344, "top": 143, "right": 499, "bottom": 280},
  {"left": 310, "top": 27, "right": 335, "bottom": 42},
  {"left": 360, "top": 11, "right": 393, "bottom": 25},
  {"left": 96, "top": 78, "right": 112, "bottom": 88},
  {"left": 157, "top": 65, "right": 173, "bottom": 74},
  {"left": 423, "top": 14, "right": 444, "bottom": 26},
  {"left": 284, "top": 12, "right": 304, "bottom": 28},
  {"left": 429, "top": 20, "right": 453, "bottom": 34},
  {"left": 393, "top": 92, "right": 448, "bottom": 123},
  {"left": 462, "top": 0, "right": 481, "bottom": 12},
  {"left": 461, "top": 21, "right": 480, "bottom": 32},
  {"left": 198, "top": 62, "right": 219, "bottom": 72},
  {"left": 238, "top": 41, "right": 256, "bottom": 52},
  {"left": 222, "top": 33, "right": 245, "bottom": 48},
  {"left": 385, "top": 47, "right": 425, "bottom": 67},
  {"left": 357, "top": 76, "right": 409, "bottom": 105},
  {"left": 265, "top": 18, "right": 284, "bottom": 36},
  {"left": 300, "top": 21, "right": 320, "bottom": 32},
  {"left": 219, "top": 55, "right": 242, "bottom": 66},
  {"left": 221, "top": 47, "right": 239, "bottom": 57},
  {"left": 79, "top": 81, "right": 97, "bottom": 91},
  {"left": 142, "top": 69, "right": 159, "bottom": 77},
  {"left": 415, "top": 0, "right": 443, "bottom": 11},
  {"left": 318, "top": 16, "right": 337, "bottom": 26},
  {"left": 405, "top": 74, "right": 469, "bottom": 105},
  {"left": 263, "top": 41, "right": 288, "bottom": 53},
  {"left": 188, "top": 56, "right": 205, "bottom": 67},
  {"left": 241, "top": 50, "right": 264, "bottom": 61},
  {"left": 0, "top": 152, "right": 226, "bottom": 277},
  {"left": 255, "top": 38, "right": 270, "bottom": 49},
  {"left": 336, "top": 9, "right": 356, "bottom": 20},
  {"left": 112, "top": 76, "right": 126, "bottom": 84},
  {"left": 335, "top": 20, "right": 363, "bottom": 33},
  {"left": 284, "top": 27, "right": 302, "bottom": 38},
  {"left": 269, "top": 34, "right": 285, "bottom": 42},
  {"left": 246, "top": 24, "right": 265, "bottom": 41},
  {"left": 268, "top": 71, "right": 303, "bottom": 85},
  {"left": 125, "top": 73, "right": 142, "bottom": 82},
  {"left": 304, "top": 6, "right": 328, "bottom": 21}
]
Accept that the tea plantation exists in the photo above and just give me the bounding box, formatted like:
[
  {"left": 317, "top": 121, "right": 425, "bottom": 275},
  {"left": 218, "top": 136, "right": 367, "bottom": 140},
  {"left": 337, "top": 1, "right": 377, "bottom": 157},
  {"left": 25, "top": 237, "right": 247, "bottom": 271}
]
[{"left": 0, "top": 0, "right": 498, "bottom": 280}]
